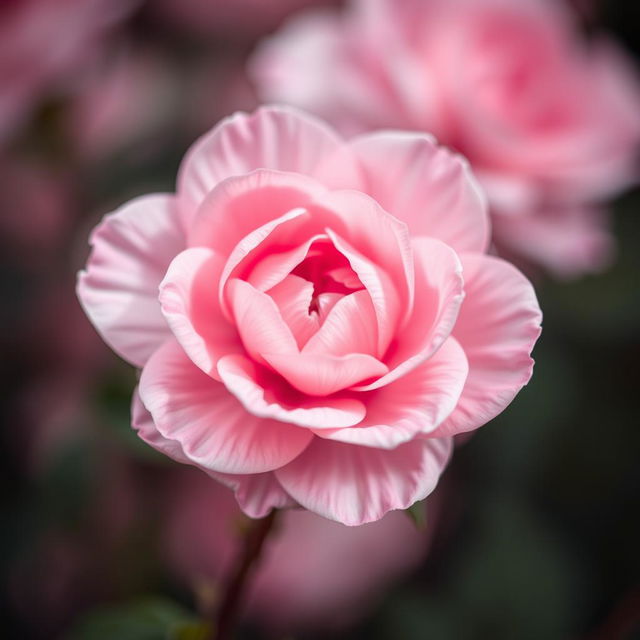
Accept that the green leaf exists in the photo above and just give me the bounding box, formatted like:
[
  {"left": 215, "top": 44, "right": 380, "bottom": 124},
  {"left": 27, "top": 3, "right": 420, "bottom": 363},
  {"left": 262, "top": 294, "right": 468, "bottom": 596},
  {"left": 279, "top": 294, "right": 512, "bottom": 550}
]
[{"left": 66, "top": 597, "right": 203, "bottom": 640}]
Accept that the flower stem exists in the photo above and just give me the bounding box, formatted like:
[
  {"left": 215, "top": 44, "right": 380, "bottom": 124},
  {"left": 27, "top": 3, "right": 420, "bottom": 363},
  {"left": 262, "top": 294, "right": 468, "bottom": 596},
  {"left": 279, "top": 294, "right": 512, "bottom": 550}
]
[{"left": 212, "top": 509, "right": 279, "bottom": 640}]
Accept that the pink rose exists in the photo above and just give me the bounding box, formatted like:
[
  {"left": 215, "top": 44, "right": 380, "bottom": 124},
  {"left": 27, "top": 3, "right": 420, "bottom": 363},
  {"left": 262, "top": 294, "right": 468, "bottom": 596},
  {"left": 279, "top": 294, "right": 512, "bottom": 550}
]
[
  {"left": 77, "top": 106, "right": 541, "bottom": 525},
  {"left": 251, "top": 0, "right": 640, "bottom": 277},
  {"left": 165, "top": 468, "right": 435, "bottom": 632}
]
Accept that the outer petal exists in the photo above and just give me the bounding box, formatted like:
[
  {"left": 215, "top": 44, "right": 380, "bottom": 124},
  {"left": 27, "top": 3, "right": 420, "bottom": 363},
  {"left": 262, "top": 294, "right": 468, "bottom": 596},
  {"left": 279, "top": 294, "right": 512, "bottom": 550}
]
[
  {"left": 159, "top": 248, "right": 242, "bottom": 379},
  {"left": 178, "top": 105, "right": 362, "bottom": 221},
  {"left": 134, "top": 391, "right": 297, "bottom": 517},
  {"left": 276, "top": 436, "right": 453, "bottom": 525},
  {"left": 315, "top": 337, "right": 468, "bottom": 449},
  {"left": 210, "top": 471, "right": 298, "bottom": 518},
  {"left": 217, "top": 354, "right": 366, "bottom": 429},
  {"left": 139, "top": 340, "right": 313, "bottom": 474},
  {"left": 77, "top": 194, "right": 184, "bottom": 367},
  {"left": 350, "top": 132, "right": 490, "bottom": 254},
  {"left": 132, "top": 385, "right": 191, "bottom": 465},
  {"left": 430, "top": 254, "right": 542, "bottom": 437}
]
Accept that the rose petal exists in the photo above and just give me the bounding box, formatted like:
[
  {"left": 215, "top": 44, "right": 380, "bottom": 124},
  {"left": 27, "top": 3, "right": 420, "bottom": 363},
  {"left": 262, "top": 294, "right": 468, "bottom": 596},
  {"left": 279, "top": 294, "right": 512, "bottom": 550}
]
[
  {"left": 188, "top": 168, "right": 324, "bottom": 255},
  {"left": 134, "top": 391, "right": 297, "bottom": 517},
  {"left": 355, "top": 236, "right": 464, "bottom": 391},
  {"left": 178, "top": 105, "right": 362, "bottom": 222},
  {"left": 263, "top": 352, "right": 388, "bottom": 397},
  {"left": 77, "top": 194, "right": 184, "bottom": 367},
  {"left": 350, "top": 131, "right": 490, "bottom": 254},
  {"left": 320, "top": 188, "right": 415, "bottom": 320},
  {"left": 430, "top": 253, "right": 542, "bottom": 437},
  {"left": 276, "top": 436, "right": 453, "bottom": 525},
  {"left": 139, "top": 340, "right": 313, "bottom": 474},
  {"left": 159, "top": 247, "right": 242, "bottom": 379},
  {"left": 217, "top": 354, "right": 366, "bottom": 429},
  {"left": 210, "top": 471, "right": 298, "bottom": 518},
  {"left": 326, "top": 229, "right": 400, "bottom": 356},
  {"left": 315, "top": 337, "right": 468, "bottom": 449},
  {"left": 267, "top": 275, "right": 319, "bottom": 349},
  {"left": 132, "top": 386, "right": 191, "bottom": 465},
  {"left": 302, "top": 289, "right": 378, "bottom": 358},
  {"left": 227, "top": 278, "right": 299, "bottom": 362}
]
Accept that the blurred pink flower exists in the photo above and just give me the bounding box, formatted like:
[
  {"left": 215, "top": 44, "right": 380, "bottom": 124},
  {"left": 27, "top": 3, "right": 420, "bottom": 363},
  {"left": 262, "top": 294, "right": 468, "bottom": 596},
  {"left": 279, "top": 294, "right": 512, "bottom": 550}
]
[
  {"left": 67, "top": 46, "right": 179, "bottom": 161},
  {"left": 152, "top": 0, "right": 338, "bottom": 40},
  {"left": 0, "top": 0, "right": 137, "bottom": 146},
  {"left": 165, "top": 468, "right": 436, "bottom": 632},
  {"left": 252, "top": 0, "right": 640, "bottom": 277},
  {"left": 77, "top": 106, "right": 541, "bottom": 525}
]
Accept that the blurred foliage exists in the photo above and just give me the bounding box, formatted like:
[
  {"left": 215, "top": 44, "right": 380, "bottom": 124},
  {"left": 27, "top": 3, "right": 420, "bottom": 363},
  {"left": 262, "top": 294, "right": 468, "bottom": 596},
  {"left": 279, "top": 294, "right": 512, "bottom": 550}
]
[{"left": 66, "top": 598, "right": 209, "bottom": 640}]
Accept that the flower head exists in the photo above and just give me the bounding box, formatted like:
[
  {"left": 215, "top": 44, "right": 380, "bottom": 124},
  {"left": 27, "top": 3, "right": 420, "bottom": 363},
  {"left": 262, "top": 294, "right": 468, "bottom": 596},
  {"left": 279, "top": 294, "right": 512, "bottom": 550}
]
[{"left": 77, "top": 106, "right": 541, "bottom": 525}]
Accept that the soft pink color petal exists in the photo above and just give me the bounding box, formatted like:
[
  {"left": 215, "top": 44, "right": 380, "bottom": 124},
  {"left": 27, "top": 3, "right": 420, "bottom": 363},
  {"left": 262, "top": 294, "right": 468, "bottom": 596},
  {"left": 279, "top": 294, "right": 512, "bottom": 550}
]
[
  {"left": 188, "top": 168, "right": 324, "bottom": 255},
  {"left": 350, "top": 131, "right": 490, "bottom": 254},
  {"left": 210, "top": 471, "right": 298, "bottom": 518},
  {"left": 315, "top": 337, "right": 468, "bottom": 449},
  {"left": 302, "top": 290, "right": 378, "bottom": 358},
  {"left": 159, "top": 248, "right": 242, "bottom": 379},
  {"left": 321, "top": 189, "right": 415, "bottom": 318},
  {"left": 139, "top": 340, "right": 312, "bottom": 474},
  {"left": 227, "top": 278, "right": 299, "bottom": 362},
  {"left": 135, "top": 391, "right": 298, "bottom": 516},
  {"left": 229, "top": 222, "right": 320, "bottom": 295},
  {"left": 217, "top": 354, "right": 366, "bottom": 428},
  {"left": 267, "top": 275, "right": 319, "bottom": 348},
  {"left": 326, "top": 230, "right": 400, "bottom": 356},
  {"left": 276, "top": 435, "right": 452, "bottom": 525},
  {"left": 76, "top": 194, "right": 184, "bottom": 367},
  {"left": 430, "top": 253, "right": 542, "bottom": 437},
  {"left": 178, "top": 106, "right": 362, "bottom": 221},
  {"left": 132, "top": 386, "right": 191, "bottom": 465},
  {"left": 263, "top": 352, "right": 388, "bottom": 397},
  {"left": 355, "top": 237, "right": 464, "bottom": 391}
]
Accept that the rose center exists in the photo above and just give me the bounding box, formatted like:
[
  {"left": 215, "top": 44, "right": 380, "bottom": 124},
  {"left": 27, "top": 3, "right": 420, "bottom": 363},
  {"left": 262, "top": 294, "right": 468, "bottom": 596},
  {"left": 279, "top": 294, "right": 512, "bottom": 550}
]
[{"left": 292, "top": 238, "right": 364, "bottom": 315}]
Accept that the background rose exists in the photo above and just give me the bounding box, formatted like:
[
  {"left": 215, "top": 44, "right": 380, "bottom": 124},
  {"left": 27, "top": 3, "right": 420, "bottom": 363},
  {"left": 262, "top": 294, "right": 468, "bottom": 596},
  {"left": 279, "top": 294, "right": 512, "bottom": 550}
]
[
  {"left": 251, "top": 0, "right": 640, "bottom": 278},
  {"left": 164, "top": 468, "right": 437, "bottom": 633},
  {"left": 77, "top": 106, "right": 541, "bottom": 526}
]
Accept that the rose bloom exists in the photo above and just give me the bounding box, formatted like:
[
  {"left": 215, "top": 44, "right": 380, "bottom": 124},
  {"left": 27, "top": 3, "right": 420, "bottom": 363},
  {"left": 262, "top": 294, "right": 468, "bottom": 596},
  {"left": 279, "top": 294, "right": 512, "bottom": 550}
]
[
  {"left": 0, "top": 0, "right": 136, "bottom": 146},
  {"left": 77, "top": 106, "right": 541, "bottom": 525},
  {"left": 165, "top": 468, "right": 435, "bottom": 632},
  {"left": 251, "top": 0, "right": 640, "bottom": 277}
]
